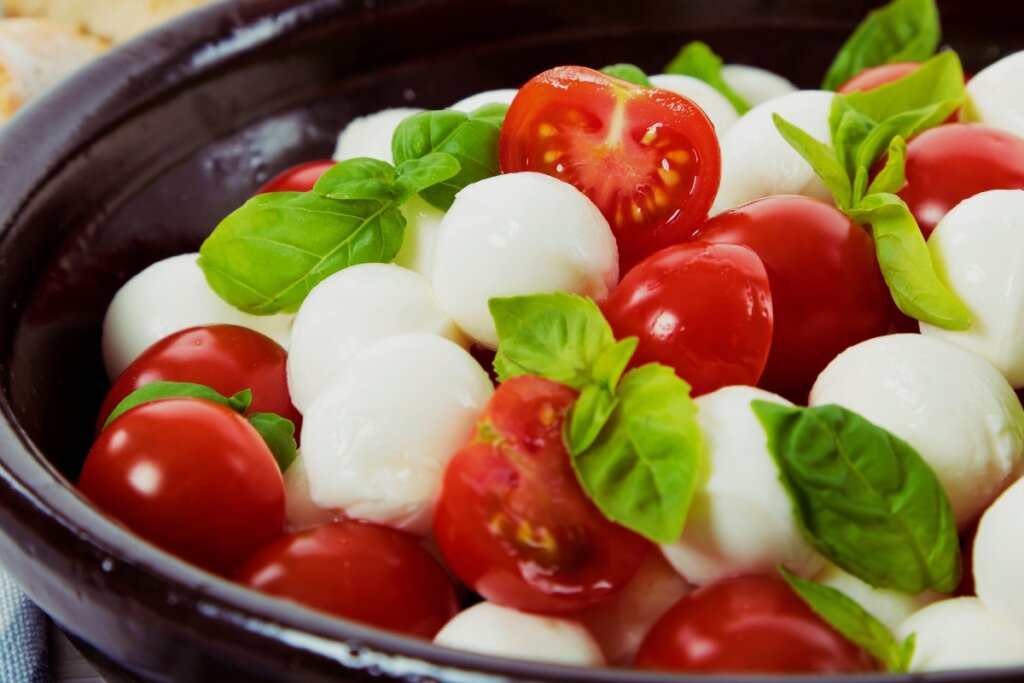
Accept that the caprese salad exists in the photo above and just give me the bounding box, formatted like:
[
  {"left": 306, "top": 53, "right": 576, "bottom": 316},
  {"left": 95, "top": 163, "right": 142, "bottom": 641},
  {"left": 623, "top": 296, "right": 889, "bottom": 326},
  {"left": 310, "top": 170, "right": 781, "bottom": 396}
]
[{"left": 79, "top": 0, "right": 1024, "bottom": 676}]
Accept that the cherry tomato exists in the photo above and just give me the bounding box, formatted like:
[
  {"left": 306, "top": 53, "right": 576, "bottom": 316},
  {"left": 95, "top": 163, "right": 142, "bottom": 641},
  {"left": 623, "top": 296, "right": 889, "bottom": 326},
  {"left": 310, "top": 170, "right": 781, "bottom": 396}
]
[
  {"left": 236, "top": 521, "right": 458, "bottom": 639},
  {"left": 257, "top": 159, "right": 335, "bottom": 194},
  {"left": 837, "top": 62, "right": 922, "bottom": 93},
  {"left": 635, "top": 575, "right": 877, "bottom": 674},
  {"left": 500, "top": 66, "right": 721, "bottom": 273},
  {"left": 893, "top": 124, "right": 1024, "bottom": 237},
  {"left": 96, "top": 325, "right": 300, "bottom": 436},
  {"left": 692, "top": 196, "right": 891, "bottom": 397},
  {"left": 433, "top": 375, "right": 651, "bottom": 614},
  {"left": 79, "top": 399, "right": 285, "bottom": 576},
  {"left": 601, "top": 242, "right": 773, "bottom": 397}
]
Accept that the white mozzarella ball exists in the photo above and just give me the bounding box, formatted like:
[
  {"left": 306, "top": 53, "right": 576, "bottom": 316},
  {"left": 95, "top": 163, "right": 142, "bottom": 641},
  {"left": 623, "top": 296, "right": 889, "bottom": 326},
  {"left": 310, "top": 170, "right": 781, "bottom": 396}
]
[
  {"left": 282, "top": 454, "right": 344, "bottom": 533},
  {"left": 649, "top": 74, "right": 739, "bottom": 133},
  {"left": 434, "top": 603, "right": 604, "bottom": 667},
  {"left": 301, "top": 334, "right": 493, "bottom": 535},
  {"left": 287, "top": 263, "right": 464, "bottom": 413},
  {"left": 449, "top": 88, "right": 518, "bottom": 112},
  {"left": 815, "top": 562, "right": 940, "bottom": 633},
  {"left": 432, "top": 172, "right": 618, "bottom": 348},
  {"left": 974, "top": 477, "right": 1024, "bottom": 633},
  {"left": 721, "top": 64, "right": 798, "bottom": 107},
  {"left": 577, "top": 552, "right": 691, "bottom": 664},
  {"left": 922, "top": 190, "right": 1024, "bottom": 386},
  {"left": 660, "top": 386, "right": 822, "bottom": 585},
  {"left": 711, "top": 90, "right": 835, "bottom": 215},
  {"left": 898, "top": 598, "right": 1024, "bottom": 672},
  {"left": 102, "top": 253, "right": 294, "bottom": 380},
  {"left": 332, "top": 107, "right": 423, "bottom": 163},
  {"left": 810, "top": 334, "right": 1024, "bottom": 529},
  {"left": 393, "top": 195, "right": 445, "bottom": 277},
  {"left": 964, "top": 50, "right": 1024, "bottom": 139}
]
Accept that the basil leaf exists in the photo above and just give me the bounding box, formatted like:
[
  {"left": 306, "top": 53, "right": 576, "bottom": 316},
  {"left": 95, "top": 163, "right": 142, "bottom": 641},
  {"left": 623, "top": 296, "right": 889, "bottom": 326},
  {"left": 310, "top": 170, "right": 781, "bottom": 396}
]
[
  {"left": 247, "top": 412, "right": 298, "bottom": 472},
  {"left": 780, "top": 567, "right": 915, "bottom": 672},
  {"left": 752, "top": 401, "right": 962, "bottom": 594},
  {"left": 572, "top": 364, "right": 703, "bottom": 544},
  {"left": 773, "top": 114, "right": 852, "bottom": 210},
  {"left": 104, "top": 382, "right": 252, "bottom": 429},
  {"left": 601, "top": 63, "right": 652, "bottom": 87},
  {"left": 199, "top": 192, "right": 405, "bottom": 314},
  {"left": 391, "top": 109, "right": 502, "bottom": 211},
  {"left": 566, "top": 337, "right": 638, "bottom": 454},
  {"left": 467, "top": 102, "right": 509, "bottom": 127},
  {"left": 314, "top": 157, "right": 395, "bottom": 201},
  {"left": 850, "top": 193, "right": 971, "bottom": 330},
  {"left": 392, "top": 152, "right": 461, "bottom": 204},
  {"left": 664, "top": 41, "right": 750, "bottom": 114},
  {"left": 839, "top": 50, "right": 964, "bottom": 124},
  {"left": 822, "top": 0, "right": 941, "bottom": 91},
  {"left": 867, "top": 136, "right": 908, "bottom": 196},
  {"left": 854, "top": 98, "right": 961, "bottom": 171},
  {"left": 830, "top": 98, "right": 877, "bottom": 183}
]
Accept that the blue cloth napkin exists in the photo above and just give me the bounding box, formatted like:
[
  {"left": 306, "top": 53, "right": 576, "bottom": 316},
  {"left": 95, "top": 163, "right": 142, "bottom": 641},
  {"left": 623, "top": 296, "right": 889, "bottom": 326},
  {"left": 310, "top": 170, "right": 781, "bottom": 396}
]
[{"left": 0, "top": 567, "right": 48, "bottom": 683}]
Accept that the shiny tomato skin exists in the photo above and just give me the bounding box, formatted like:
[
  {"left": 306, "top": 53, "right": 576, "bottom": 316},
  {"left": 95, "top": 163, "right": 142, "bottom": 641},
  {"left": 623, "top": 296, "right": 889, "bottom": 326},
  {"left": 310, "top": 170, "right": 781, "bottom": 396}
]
[
  {"left": 433, "top": 375, "right": 651, "bottom": 614},
  {"left": 837, "top": 62, "right": 922, "bottom": 93},
  {"left": 257, "top": 159, "right": 335, "bottom": 194},
  {"left": 601, "top": 242, "right": 773, "bottom": 397},
  {"left": 635, "top": 575, "right": 877, "bottom": 674},
  {"left": 236, "top": 521, "right": 459, "bottom": 639},
  {"left": 500, "top": 66, "right": 721, "bottom": 273},
  {"left": 895, "top": 124, "right": 1024, "bottom": 237},
  {"left": 79, "top": 399, "right": 285, "bottom": 576},
  {"left": 96, "top": 325, "right": 300, "bottom": 436}
]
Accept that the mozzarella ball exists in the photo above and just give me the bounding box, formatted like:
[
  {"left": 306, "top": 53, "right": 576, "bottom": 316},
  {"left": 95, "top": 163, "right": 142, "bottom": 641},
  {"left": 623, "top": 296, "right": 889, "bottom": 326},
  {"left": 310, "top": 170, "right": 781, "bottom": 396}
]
[
  {"left": 898, "top": 598, "right": 1024, "bottom": 672},
  {"left": 393, "top": 195, "right": 445, "bottom": 277},
  {"left": 449, "top": 88, "right": 518, "bottom": 112},
  {"left": 810, "top": 334, "right": 1024, "bottom": 528},
  {"left": 432, "top": 172, "right": 618, "bottom": 348},
  {"left": 815, "top": 562, "right": 940, "bottom": 633},
  {"left": 964, "top": 50, "right": 1024, "bottom": 139},
  {"left": 301, "top": 334, "right": 493, "bottom": 535},
  {"left": 332, "top": 107, "right": 423, "bottom": 163},
  {"left": 711, "top": 90, "right": 835, "bottom": 215},
  {"left": 721, "top": 64, "right": 798, "bottom": 107},
  {"left": 282, "top": 454, "right": 344, "bottom": 533},
  {"left": 660, "top": 386, "right": 823, "bottom": 585},
  {"left": 434, "top": 602, "right": 604, "bottom": 666},
  {"left": 649, "top": 74, "right": 739, "bottom": 133},
  {"left": 974, "top": 477, "right": 1024, "bottom": 633},
  {"left": 102, "top": 253, "right": 294, "bottom": 380},
  {"left": 922, "top": 190, "right": 1024, "bottom": 386},
  {"left": 287, "top": 263, "right": 464, "bottom": 413}
]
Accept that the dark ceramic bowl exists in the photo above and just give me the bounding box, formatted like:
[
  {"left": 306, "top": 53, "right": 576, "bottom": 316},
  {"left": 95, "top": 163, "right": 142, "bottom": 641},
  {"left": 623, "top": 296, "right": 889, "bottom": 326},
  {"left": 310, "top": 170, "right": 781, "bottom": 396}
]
[{"left": 1, "top": 1, "right": 1023, "bottom": 681}]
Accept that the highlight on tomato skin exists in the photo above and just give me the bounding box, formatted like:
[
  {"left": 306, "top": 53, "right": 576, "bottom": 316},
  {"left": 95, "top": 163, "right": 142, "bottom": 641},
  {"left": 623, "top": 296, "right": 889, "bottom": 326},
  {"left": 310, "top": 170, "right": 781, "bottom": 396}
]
[{"left": 499, "top": 65, "right": 722, "bottom": 274}]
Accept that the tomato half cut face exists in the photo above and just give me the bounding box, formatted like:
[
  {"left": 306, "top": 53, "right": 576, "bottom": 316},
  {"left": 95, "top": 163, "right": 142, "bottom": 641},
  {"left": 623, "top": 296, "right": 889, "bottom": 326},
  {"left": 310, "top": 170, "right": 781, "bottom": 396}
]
[{"left": 500, "top": 66, "right": 721, "bottom": 272}]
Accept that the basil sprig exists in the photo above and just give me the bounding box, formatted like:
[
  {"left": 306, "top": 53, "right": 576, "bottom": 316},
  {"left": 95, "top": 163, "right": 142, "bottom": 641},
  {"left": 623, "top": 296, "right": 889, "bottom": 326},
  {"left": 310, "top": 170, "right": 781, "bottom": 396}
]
[
  {"left": 753, "top": 401, "right": 961, "bottom": 595},
  {"left": 781, "top": 567, "right": 916, "bottom": 672},
  {"left": 489, "top": 293, "right": 703, "bottom": 544},
  {"left": 601, "top": 63, "right": 653, "bottom": 87},
  {"left": 823, "top": 0, "right": 941, "bottom": 91},
  {"left": 664, "top": 41, "right": 750, "bottom": 114}
]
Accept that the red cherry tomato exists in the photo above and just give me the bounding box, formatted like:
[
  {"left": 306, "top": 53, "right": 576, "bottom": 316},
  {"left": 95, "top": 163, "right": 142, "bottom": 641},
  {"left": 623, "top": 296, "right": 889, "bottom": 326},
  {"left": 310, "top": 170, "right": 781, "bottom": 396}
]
[
  {"left": 96, "top": 325, "right": 301, "bottom": 436},
  {"left": 893, "top": 124, "right": 1024, "bottom": 237},
  {"left": 433, "top": 375, "right": 651, "bottom": 614},
  {"left": 837, "top": 62, "right": 922, "bottom": 93},
  {"left": 79, "top": 399, "right": 285, "bottom": 576},
  {"left": 236, "top": 521, "right": 458, "bottom": 639},
  {"left": 601, "top": 242, "right": 773, "bottom": 397},
  {"left": 258, "top": 159, "right": 335, "bottom": 194},
  {"left": 635, "top": 575, "right": 877, "bottom": 674},
  {"left": 692, "top": 196, "right": 891, "bottom": 397},
  {"left": 500, "top": 66, "right": 721, "bottom": 272}
]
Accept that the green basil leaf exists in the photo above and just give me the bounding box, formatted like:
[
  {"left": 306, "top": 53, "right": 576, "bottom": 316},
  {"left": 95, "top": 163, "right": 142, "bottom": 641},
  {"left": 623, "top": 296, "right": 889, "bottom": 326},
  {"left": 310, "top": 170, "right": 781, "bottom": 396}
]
[
  {"left": 780, "top": 567, "right": 914, "bottom": 672},
  {"left": 313, "top": 157, "right": 395, "bottom": 201},
  {"left": 822, "top": 0, "right": 941, "bottom": 91},
  {"left": 850, "top": 193, "right": 971, "bottom": 330},
  {"left": 567, "top": 383, "right": 619, "bottom": 456},
  {"left": 839, "top": 50, "right": 964, "bottom": 124},
  {"left": 752, "top": 401, "right": 962, "bottom": 594},
  {"left": 601, "top": 63, "right": 653, "bottom": 87},
  {"left": 572, "top": 364, "right": 702, "bottom": 544},
  {"left": 468, "top": 102, "right": 510, "bottom": 127},
  {"left": 663, "top": 41, "right": 750, "bottom": 114},
  {"left": 247, "top": 412, "right": 298, "bottom": 472},
  {"left": 392, "top": 152, "right": 461, "bottom": 204},
  {"left": 391, "top": 109, "right": 502, "bottom": 211},
  {"left": 773, "top": 114, "right": 852, "bottom": 210},
  {"left": 104, "top": 382, "right": 252, "bottom": 429},
  {"left": 854, "top": 97, "right": 961, "bottom": 171},
  {"left": 830, "top": 98, "right": 878, "bottom": 183},
  {"left": 867, "top": 135, "right": 908, "bottom": 196},
  {"left": 198, "top": 192, "right": 405, "bottom": 314}
]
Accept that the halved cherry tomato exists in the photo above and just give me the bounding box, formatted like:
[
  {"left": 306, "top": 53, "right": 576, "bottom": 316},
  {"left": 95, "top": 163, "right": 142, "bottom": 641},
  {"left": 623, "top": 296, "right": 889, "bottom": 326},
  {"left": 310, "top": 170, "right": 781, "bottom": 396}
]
[
  {"left": 237, "top": 521, "right": 459, "bottom": 639},
  {"left": 601, "top": 242, "right": 773, "bottom": 397},
  {"left": 837, "top": 62, "right": 922, "bottom": 94},
  {"left": 500, "top": 66, "right": 721, "bottom": 273},
  {"left": 433, "top": 375, "right": 651, "bottom": 614},
  {"left": 258, "top": 159, "right": 335, "bottom": 194},
  {"left": 635, "top": 575, "right": 877, "bottom": 674}
]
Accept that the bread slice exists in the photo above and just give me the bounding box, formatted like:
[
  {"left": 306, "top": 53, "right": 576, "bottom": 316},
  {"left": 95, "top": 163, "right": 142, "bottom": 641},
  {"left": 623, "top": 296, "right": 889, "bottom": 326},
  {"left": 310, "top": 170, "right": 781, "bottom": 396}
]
[{"left": 3, "top": 0, "right": 213, "bottom": 42}]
